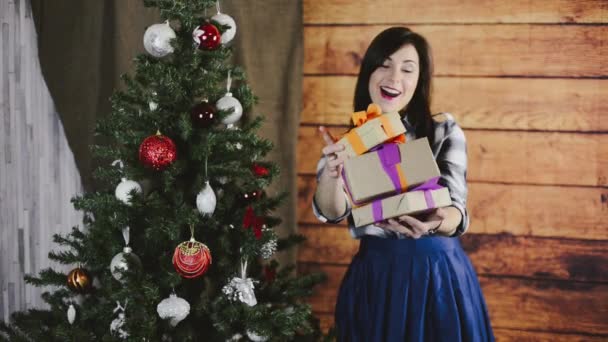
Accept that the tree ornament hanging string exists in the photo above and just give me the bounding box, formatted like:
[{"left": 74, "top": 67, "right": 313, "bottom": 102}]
[{"left": 226, "top": 70, "right": 232, "bottom": 96}]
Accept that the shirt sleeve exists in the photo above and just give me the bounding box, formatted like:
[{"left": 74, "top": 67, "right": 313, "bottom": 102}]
[
  {"left": 435, "top": 116, "right": 470, "bottom": 236},
  {"left": 311, "top": 156, "right": 352, "bottom": 224}
]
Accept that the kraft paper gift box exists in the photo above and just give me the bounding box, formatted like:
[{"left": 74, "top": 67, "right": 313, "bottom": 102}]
[
  {"left": 336, "top": 103, "right": 406, "bottom": 158},
  {"left": 351, "top": 182, "right": 453, "bottom": 227},
  {"left": 342, "top": 138, "right": 440, "bottom": 205}
]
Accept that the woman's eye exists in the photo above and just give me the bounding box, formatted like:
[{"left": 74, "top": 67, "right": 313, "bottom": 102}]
[
  {"left": 380, "top": 64, "right": 390, "bottom": 69},
  {"left": 402, "top": 69, "right": 414, "bottom": 73}
]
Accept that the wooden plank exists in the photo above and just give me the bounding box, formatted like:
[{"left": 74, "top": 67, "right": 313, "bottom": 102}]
[
  {"left": 297, "top": 175, "right": 608, "bottom": 240},
  {"left": 492, "top": 328, "right": 608, "bottom": 342},
  {"left": 311, "top": 313, "right": 608, "bottom": 341},
  {"left": 304, "top": 25, "right": 608, "bottom": 77},
  {"left": 301, "top": 264, "right": 608, "bottom": 335},
  {"left": 301, "top": 76, "right": 608, "bottom": 132},
  {"left": 304, "top": 0, "right": 608, "bottom": 24},
  {"left": 297, "top": 226, "right": 608, "bottom": 282},
  {"left": 296, "top": 126, "right": 608, "bottom": 187}
]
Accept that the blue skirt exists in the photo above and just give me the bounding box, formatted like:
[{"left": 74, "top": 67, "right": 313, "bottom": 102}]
[{"left": 335, "top": 236, "right": 495, "bottom": 342}]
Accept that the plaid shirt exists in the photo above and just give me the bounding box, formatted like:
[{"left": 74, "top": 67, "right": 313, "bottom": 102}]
[{"left": 312, "top": 113, "right": 470, "bottom": 239}]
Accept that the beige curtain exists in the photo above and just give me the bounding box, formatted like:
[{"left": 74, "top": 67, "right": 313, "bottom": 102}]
[{"left": 31, "top": 1, "right": 302, "bottom": 259}]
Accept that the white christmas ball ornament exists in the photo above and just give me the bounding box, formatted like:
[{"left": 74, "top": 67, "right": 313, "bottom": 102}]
[
  {"left": 157, "top": 293, "right": 191, "bottom": 327},
  {"left": 211, "top": 12, "right": 236, "bottom": 44},
  {"left": 143, "top": 22, "right": 176, "bottom": 57},
  {"left": 110, "top": 247, "right": 142, "bottom": 282},
  {"left": 246, "top": 330, "right": 268, "bottom": 342},
  {"left": 217, "top": 93, "right": 243, "bottom": 125},
  {"left": 115, "top": 178, "right": 142, "bottom": 205},
  {"left": 196, "top": 181, "right": 217, "bottom": 216}
]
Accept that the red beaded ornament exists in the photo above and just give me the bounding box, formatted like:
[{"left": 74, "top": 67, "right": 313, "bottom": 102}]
[
  {"left": 192, "top": 23, "right": 221, "bottom": 50},
  {"left": 172, "top": 238, "right": 212, "bottom": 279},
  {"left": 139, "top": 131, "right": 177, "bottom": 171}
]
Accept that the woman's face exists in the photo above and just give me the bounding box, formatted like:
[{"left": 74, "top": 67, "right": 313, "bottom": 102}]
[{"left": 368, "top": 44, "right": 420, "bottom": 113}]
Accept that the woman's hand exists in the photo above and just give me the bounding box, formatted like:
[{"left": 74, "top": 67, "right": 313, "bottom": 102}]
[
  {"left": 376, "top": 207, "right": 448, "bottom": 239},
  {"left": 319, "top": 126, "right": 346, "bottom": 178}
]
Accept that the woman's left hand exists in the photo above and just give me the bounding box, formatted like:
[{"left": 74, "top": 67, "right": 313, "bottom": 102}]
[{"left": 376, "top": 208, "right": 448, "bottom": 239}]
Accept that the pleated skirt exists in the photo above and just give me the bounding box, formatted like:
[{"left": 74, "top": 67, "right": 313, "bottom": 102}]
[{"left": 335, "top": 236, "right": 495, "bottom": 342}]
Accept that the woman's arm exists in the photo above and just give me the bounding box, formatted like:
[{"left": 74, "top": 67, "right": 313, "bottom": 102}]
[
  {"left": 312, "top": 126, "right": 351, "bottom": 222},
  {"left": 314, "top": 168, "right": 348, "bottom": 220}
]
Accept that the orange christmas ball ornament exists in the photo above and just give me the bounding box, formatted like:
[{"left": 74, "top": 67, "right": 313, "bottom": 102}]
[{"left": 67, "top": 267, "right": 92, "bottom": 293}]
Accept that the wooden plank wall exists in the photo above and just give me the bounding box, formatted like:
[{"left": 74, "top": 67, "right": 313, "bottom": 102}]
[
  {"left": 297, "top": 1, "right": 608, "bottom": 340},
  {"left": 0, "top": 0, "right": 83, "bottom": 322}
]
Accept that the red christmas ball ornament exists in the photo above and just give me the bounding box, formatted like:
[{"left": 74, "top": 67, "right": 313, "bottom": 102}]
[
  {"left": 263, "top": 266, "right": 276, "bottom": 283},
  {"left": 139, "top": 131, "right": 177, "bottom": 171},
  {"left": 190, "top": 102, "right": 217, "bottom": 128},
  {"left": 172, "top": 238, "right": 212, "bottom": 278},
  {"left": 240, "top": 189, "right": 263, "bottom": 205},
  {"left": 192, "top": 23, "right": 221, "bottom": 50},
  {"left": 251, "top": 163, "right": 270, "bottom": 177}
]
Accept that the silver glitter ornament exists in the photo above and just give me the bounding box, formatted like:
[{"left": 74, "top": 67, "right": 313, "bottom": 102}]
[
  {"left": 157, "top": 293, "right": 191, "bottom": 327},
  {"left": 260, "top": 239, "right": 277, "bottom": 259},
  {"left": 222, "top": 260, "right": 257, "bottom": 306}
]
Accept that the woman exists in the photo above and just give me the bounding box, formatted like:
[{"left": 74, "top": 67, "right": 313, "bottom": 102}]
[{"left": 313, "top": 27, "right": 494, "bottom": 341}]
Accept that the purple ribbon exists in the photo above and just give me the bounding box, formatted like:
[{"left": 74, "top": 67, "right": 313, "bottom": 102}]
[
  {"left": 370, "top": 177, "right": 443, "bottom": 223},
  {"left": 411, "top": 177, "right": 442, "bottom": 208},
  {"left": 341, "top": 143, "right": 403, "bottom": 206},
  {"left": 372, "top": 201, "right": 383, "bottom": 222},
  {"left": 376, "top": 143, "right": 404, "bottom": 195}
]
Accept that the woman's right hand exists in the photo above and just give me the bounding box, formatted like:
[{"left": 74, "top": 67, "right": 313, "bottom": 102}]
[{"left": 319, "top": 126, "right": 346, "bottom": 178}]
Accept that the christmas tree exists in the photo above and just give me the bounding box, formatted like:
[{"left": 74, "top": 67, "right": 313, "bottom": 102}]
[{"left": 0, "top": 1, "right": 326, "bottom": 341}]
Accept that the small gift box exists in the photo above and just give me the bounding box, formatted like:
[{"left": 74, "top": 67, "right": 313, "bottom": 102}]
[
  {"left": 342, "top": 138, "right": 440, "bottom": 204},
  {"left": 336, "top": 103, "right": 406, "bottom": 158},
  {"left": 351, "top": 179, "right": 452, "bottom": 227}
]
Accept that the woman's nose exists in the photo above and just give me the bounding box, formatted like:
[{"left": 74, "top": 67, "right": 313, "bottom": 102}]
[{"left": 388, "top": 67, "right": 402, "bottom": 83}]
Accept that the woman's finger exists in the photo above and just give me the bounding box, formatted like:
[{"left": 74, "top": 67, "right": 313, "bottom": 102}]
[
  {"left": 318, "top": 126, "right": 338, "bottom": 145},
  {"left": 322, "top": 143, "right": 345, "bottom": 156},
  {"left": 327, "top": 156, "right": 346, "bottom": 169},
  {"left": 397, "top": 215, "right": 429, "bottom": 236}
]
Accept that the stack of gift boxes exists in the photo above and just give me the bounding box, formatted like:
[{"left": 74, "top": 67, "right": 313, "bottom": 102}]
[{"left": 337, "top": 104, "right": 452, "bottom": 227}]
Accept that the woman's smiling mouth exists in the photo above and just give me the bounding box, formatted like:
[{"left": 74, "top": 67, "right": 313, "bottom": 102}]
[{"left": 380, "top": 86, "right": 402, "bottom": 100}]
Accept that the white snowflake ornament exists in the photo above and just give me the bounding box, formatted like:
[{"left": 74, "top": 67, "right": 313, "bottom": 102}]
[{"left": 110, "top": 301, "right": 129, "bottom": 339}]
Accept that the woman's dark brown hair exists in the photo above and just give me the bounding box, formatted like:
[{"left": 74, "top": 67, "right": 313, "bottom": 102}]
[{"left": 353, "top": 27, "right": 435, "bottom": 143}]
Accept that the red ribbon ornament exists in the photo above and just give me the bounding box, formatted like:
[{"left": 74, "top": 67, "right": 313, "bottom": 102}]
[{"left": 243, "top": 206, "right": 264, "bottom": 239}]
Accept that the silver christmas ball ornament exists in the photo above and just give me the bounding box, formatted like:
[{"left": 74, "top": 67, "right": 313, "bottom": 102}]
[{"left": 110, "top": 247, "right": 142, "bottom": 283}]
